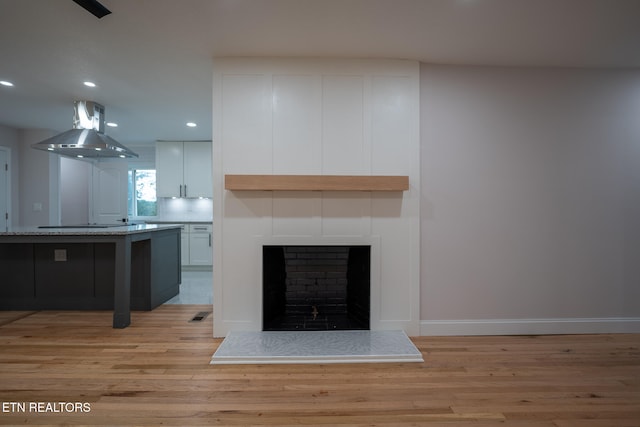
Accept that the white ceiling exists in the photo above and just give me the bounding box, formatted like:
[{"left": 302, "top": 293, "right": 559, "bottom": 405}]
[{"left": 1, "top": 0, "right": 639, "bottom": 147}]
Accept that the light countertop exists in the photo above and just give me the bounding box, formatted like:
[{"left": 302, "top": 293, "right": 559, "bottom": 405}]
[
  {"left": 0, "top": 223, "right": 182, "bottom": 236},
  {"left": 146, "top": 220, "right": 212, "bottom": 224}
]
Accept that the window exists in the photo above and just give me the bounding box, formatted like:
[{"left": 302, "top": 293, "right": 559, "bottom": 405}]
[{"left": 128, "top": 169, "right": 157, "bottom": 217}]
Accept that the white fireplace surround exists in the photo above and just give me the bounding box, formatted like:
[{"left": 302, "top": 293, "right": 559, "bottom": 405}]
[{"left": 213, "top": 58, "right": 421, "bottom": 337}]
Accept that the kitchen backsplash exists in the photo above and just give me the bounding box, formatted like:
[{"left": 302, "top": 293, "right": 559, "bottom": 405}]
[{"left": 154, "top": 197, "right": 213, "bottom": 222}]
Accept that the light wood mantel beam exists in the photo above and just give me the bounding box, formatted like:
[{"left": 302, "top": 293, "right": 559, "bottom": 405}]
[{"left": 224, "top": 174, "right": 409, "bottom": 191}]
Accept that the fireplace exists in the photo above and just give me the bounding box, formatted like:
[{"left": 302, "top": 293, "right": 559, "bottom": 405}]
[
  {"left": 263, "top": 245, "right": 370, "bottom": 331},
  {"left": 213, "top": 59, "right": 421, "bottom": 338}
]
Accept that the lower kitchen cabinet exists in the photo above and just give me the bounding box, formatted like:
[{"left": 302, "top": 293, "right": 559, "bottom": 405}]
[
  {"left": 0, "top": 243, "right": 34, "bottom": 297},
  {"left": 180, "top": 225, "right": 189, "bottom": 266},
  {"left": 0, "top": 231, "right": 180, "bottom": 311},
  {"left": 188, "top": 224, "right": 212, "bottom": 266},
  {"left": 34, "top": 243, "right": 94, "bottom": 297},
  {"left": 169, "top": 222, "right": 212, "bottom": 268}
]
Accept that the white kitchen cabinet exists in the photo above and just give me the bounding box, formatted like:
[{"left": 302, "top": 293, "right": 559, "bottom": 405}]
[
  {"left": 156, "top": 141, "right": 212, "bottom": 198},
  {"left": 183, "top": 142, "right": 212, "bottom": 198},
  {"left": 156, "top": 141, "right": 183, "bottom": 198},
  {"left": 188, "top": 224, "right": 212, "bottom": 266},
  {"left": 180, "top": 225, "right": 189, "bottom": 266},
  {"left": 149, "top": 223, "right": 211, "bottom": 267}
]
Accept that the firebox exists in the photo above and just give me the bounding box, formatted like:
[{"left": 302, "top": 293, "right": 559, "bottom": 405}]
[{"left": 263, "top": 245, "right": 370, "bottom": 331}]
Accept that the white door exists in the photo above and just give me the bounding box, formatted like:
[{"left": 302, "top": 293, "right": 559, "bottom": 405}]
[
  {"left": 0, "top": 147, "right": 8, "bottom": 229},
  {"left": 91, "top": 161, "right": 128, "bottom": 224}
]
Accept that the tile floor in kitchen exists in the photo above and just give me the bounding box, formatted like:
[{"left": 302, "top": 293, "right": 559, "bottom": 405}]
[{"left": 165, "top": 270, "right": 213, "bottom": 304}]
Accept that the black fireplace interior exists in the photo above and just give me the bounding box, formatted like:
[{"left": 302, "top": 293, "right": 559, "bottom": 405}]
[{"left": 263, "top": 245, "right": 370, "bottom": 331}]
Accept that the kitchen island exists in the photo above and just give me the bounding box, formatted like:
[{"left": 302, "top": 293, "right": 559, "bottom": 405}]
[{"left": 0, "top": 224, "right": 181, "bottom": 328}]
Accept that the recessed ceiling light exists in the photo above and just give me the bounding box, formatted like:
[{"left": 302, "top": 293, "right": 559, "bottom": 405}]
[
  {"left": 0, "top": 80, "right": 14, "bottom": 87},
  {"left": 106, "top": 122, "right": 118, "bottom": 127},
  {"left": 83, "top": 81, "right": 96, "bottom": 88},
  {"left": 186, "top": 122, "right": 197, "bottom": 127}
]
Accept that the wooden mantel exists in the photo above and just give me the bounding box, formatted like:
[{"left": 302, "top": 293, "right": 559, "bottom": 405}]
[{"left": 225, "top": 175, "right": 409, "bottom": 191}]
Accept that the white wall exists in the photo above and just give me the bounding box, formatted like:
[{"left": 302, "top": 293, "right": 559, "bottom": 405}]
[
  {"left": 18, "top": 129, "right": 60, "bottom": 226},
  {"left": 420, "top": 65, "right": 640, "bottom": 334},
  {"left": 60, "top": 157, "right": 90, "bottom": 225},
  {"left": 213, "top": 58, "right": 421, "bottom": 337}
]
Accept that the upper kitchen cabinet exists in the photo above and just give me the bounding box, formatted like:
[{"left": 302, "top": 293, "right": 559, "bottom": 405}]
[{"left": 156, "top": 141, "right": 212, "bottom": 198}]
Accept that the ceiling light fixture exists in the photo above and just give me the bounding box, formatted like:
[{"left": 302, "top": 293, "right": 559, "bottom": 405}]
[
  {"left": 0, "top": 80, "right": 14, "bottom": 87},
  {"left": 106, "top": 122, "right": 118, "bottom": 127},
  {"left": 186, "top": 122, "right": 197, "bottom": 127},
  {"left": 83, "top": 81, "right": 96, "bottom": 88}
]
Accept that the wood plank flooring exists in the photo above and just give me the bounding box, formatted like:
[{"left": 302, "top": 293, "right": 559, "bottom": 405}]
[{"left": 1, "top": 305, "right": 639, "bottom": 426}]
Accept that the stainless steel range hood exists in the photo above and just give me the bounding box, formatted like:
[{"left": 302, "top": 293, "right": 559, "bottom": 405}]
[{"left": 32, "top": 101, "right": 138, "bottom": 159}]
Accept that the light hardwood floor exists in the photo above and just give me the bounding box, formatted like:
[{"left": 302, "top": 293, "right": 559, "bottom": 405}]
[{"left": 1, "top": 305, "right": 639, "bottom": 426}]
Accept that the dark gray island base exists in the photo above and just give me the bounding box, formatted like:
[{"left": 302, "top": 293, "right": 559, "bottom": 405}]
[{"left": 0, "top": 224, "right": 182, "bottom": 328}]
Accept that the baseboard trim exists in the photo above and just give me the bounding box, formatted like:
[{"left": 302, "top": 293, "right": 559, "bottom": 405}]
[{"left": 420, "top": 317, "right": 640, "bottom": 336}]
